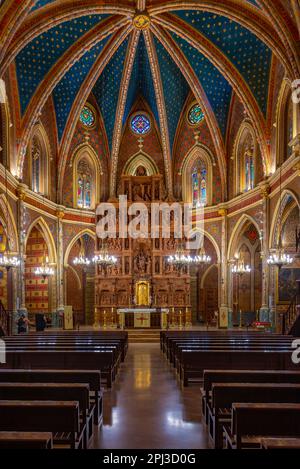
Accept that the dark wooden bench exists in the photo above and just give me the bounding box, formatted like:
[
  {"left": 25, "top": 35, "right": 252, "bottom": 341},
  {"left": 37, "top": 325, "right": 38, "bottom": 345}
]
[
  {"left": 2, "top": 348, "right": 115, "bottom": 387},
  {"left": 223, "top": 403, "right": 300, "bottom": 449},
  {"left": 0, "top": 382, "right": 91, "bottom": 448},
  {"left": 0, "top": 431, "right": 53, "bottom": 449},
  {"left": 0, "top": 400, "right": 84, "bottom": 449},
  {"left": 180, "top": 348, "right": 296, "bottom": 386},
  {"left": 260, "top": 438, "right": 300, "bottom": 449},
  {"left": 201, "top": 369, "right": 300, "bottom": 423},
  {"left": 208, "top": 383, "right": 300, "bottom": 448},
  {"left": 0, "top": 369, "right": 103, "bottom": 425}
]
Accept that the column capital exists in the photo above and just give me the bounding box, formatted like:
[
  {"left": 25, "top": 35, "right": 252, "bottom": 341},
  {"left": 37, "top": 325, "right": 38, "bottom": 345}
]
[
  {"left": 259, "top": 182, "right": 270, "bottom": 199},
  {"left": 17, "top": 183, "right": 28, "bottom": 201},
  {"left": 218, "top": 207, "right": 227, "bottom": 217},
  {"left": 56, "top": 205, "right": 65, "bottom": 219}
]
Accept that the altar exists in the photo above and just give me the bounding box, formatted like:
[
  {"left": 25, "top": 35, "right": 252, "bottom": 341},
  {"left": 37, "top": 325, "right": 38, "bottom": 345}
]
[{"left": 117, "top": 308, "right": 169, "bottom": 329}]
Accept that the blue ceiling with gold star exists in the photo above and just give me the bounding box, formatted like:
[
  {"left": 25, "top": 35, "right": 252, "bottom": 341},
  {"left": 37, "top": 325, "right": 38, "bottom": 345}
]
[
  {"left": 15, "top": 14, "right": 109, "bottom": 115},
  {"left": 92, "top": 37, "right": 130, "bottom": 151},
  {"left": 53, "top": 36, "right": 111, "bottom": 141},
  {"left": 124, "top": 34, "right": 160, "bottom": 131},
  {"left": 14, "top": 4, "right": 274, "bottom": 157},
  {"left": 173, "top": 11, "right": 271, "bottom": 116}
]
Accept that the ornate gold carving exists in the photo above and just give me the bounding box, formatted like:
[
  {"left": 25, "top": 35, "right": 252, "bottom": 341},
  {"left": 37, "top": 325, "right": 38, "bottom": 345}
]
[
  {"left": 133, "top": 14, "right": 151, "bottom": 30},
  {"left": 218, "top": 208, "right": 227, "bottom": 217},
  {"left": 260, "top": 183, "right": 270, "bottom": 199},
  {"left": 17, "top": 184, "right": 27, "bottom": 201}
]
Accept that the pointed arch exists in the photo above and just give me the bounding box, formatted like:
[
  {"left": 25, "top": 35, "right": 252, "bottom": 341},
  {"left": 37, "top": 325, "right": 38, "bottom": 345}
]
[
  {"left": 275, "top": 78, "right": 295, "bottom": 167},
  {"left": 123, "top": 151, "right": 159, "bottom": 176},
  {"left": 64, "top": 229, "right": 96, "bottom": 266},
  {"left": 228, "top": 214, "right": 261, "bottom": 260},
  {"left": 269, "top": 189, "right": 300, "bottom": 250},
  {"left": 0, "top": 193, "right": 19, "bottom": 252},
  {"left": 233, "top": 120, "right": 257, "bottom": 195},
  {"left": 25, "top": 216, "right": 57, "bottom": 264},
  {"left": 71, "top": 144, "right": 102, "bottom": 210},
  {"left": 28, "top": 122, "right": 51, "bottom": 196},
  {"left": 0, "top": 80, "right": 11, "bottom": 168},
  {"left": 181, "top": 144, "right": 215, "bottom": 206}
]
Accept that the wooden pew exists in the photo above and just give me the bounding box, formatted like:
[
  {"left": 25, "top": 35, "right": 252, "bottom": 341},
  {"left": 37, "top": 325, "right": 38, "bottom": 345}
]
[
  {"left": 0, "top": 400, "right": 84, "bottom": 449},
  {"left": 0, "top": 432, "right": 53, "bottom": 449},
  {"left": 180, "top": 348, "right": 297, "bottom": 386},
  {"left": 0, "top": 383, "right": 91, "bottom": 448},
  {"left": 0, "top": 369, "right": 103, "bottom": 425},
  {"left": 260, "top": 438, "right": 300, "bottom": 449},
  {"left": 208, "top": 383, "right": 300, "bottom": 448},
  {"left": 223, "top": 403, "right": 300, "bottom": 449},
  {"left": 201, "top": 369, "right": 300, "bottom": 422},
  {"left": 2, "top": 348, "right": 115, "bottom": 387}
]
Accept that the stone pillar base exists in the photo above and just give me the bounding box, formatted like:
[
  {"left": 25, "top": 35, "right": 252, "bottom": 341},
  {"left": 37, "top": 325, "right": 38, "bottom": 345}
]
[{"left": 219, "top": 306, "right": 230, "bottom": 328}]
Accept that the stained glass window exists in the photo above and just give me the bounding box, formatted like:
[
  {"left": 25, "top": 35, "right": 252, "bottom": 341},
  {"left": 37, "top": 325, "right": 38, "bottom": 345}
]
[
  {"left": 77, "top": 158, "right": 92, "bottom": 209},
  {"left": 130, "top": 114, "right": 151, "bottom": 135},
  {"left": 80, "top": 106, "right": 95, "bottom": 128},
  {"left": 244, "top": 147, "right": 254, "bottom": 191},
  {"left": 286, "top": 97, "right": 293, "bottom": 160},
  {"left": 188, "top": 104, "right": 204, "bottom": 126},
  {"left": 31, "top": 136, "right": 41, "bottom": 193},
  {"left": 192, "top": 161, "right": 207, "bottom": 206}
]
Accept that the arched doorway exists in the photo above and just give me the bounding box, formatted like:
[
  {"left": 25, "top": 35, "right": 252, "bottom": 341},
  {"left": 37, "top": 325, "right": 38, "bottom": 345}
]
[
  {"left": 65, "top": 233, "right": 95, "bottom": 325},
  {"left": 25, "top": 226, "right": 52, "bottom": 322},
  {"left": 190, "top": 236, "right": 219, "bottom": 325}
]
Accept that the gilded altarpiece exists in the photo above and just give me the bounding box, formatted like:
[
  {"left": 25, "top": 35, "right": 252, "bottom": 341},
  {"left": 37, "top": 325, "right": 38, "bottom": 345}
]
[{"left": 94, "top": 174, "right": 191, "bottom": 328}]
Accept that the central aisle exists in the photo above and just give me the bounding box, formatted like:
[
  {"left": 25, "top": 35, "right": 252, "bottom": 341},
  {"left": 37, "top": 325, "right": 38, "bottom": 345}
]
[{"left": 93, "top": 343, "right": 209, "bottom": 449}]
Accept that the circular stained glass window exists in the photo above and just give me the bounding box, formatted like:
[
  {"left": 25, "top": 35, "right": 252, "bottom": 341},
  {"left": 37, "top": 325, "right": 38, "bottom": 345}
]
[
  {"left": 188, "top": 104, "right": 204, "bottom": 126},
  {"left": 80, "top": 106, "right": 95, "bottom": 128},
  {"left": 130, "top": 114, "right": 151, "bottom": 135}
]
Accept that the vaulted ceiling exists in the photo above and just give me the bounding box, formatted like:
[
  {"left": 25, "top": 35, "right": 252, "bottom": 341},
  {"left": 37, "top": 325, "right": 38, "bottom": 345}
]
[{"left": 1, "top": 0, "right": 299, "bottom": 198}]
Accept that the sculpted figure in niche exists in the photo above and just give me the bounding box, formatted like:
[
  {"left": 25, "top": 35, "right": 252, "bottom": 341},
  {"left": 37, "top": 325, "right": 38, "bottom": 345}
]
[{"left": 135, "top": 165, "right": 147, "bottom": 177}]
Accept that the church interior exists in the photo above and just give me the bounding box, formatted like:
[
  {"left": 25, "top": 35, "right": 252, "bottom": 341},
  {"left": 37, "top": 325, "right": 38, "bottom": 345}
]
[{"left": 0, "top": 0, "right": 300, "bottom": 451}]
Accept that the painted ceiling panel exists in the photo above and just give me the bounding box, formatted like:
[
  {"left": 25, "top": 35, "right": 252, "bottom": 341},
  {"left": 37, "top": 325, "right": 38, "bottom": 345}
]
[
  {"left": 173, "top": 11, "right": 271, "bottom": 116},
  {"left": 16, "top": 14, "right": 109, "bottom": 115},
  {"left": 153, "top": 36, "right": 190, "bottom": 152},
  {"left": 52, "top": 36, "right": 111, "bottom": 141},
  {"left": 171, "top": 32, "right": 232, "bottom": 137},
  {"left": 123, "top": 34, "right": 160, "bottom": 129},
  {"left": 31, "top": 0, "right": 56, "bottom": 11},
  {"left": 93, "top": 36, "right": 130, "bottom": 151}
]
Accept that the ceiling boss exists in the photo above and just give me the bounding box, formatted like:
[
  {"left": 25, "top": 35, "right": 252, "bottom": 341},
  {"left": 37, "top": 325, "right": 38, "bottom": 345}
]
[{"left": 133, "top": 14, "right": 151, "bottom": 30}]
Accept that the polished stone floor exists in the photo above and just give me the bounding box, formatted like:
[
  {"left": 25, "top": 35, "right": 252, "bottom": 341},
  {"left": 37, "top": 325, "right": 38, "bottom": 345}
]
[{"left": 92, "top": 343, "right": 210, "bottom": 449}]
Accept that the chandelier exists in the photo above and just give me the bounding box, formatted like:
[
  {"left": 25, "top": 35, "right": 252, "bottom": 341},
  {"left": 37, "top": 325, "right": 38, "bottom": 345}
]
[
  {"left": 34, "top": 255, "right": 55, "bottom": 280},
  {"left": 266, "top": 165, "right": 293, "bottom": 269},
  {"left": 73, "top": 239, "right": 91, "bottom": 266},
  {"left": 0, "top": 169, "right": 21, "bottom": 270},
  {"left": 167, "top": 243, "right": 211, "bottom": 272},
  {"left": 93, "top": 242, "right": 117, "bottom": 271},
  {"left": 267, "top": 240, "right": 293, "bottom": 269},
  {"left": 231, "top": 257, "right": 251, "bottom": 276},
  {"left": 0, "top": 252, "right": 20, "bottom": 270}
]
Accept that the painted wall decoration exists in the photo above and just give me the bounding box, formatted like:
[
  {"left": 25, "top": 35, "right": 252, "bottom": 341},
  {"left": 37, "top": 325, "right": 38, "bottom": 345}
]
[{"left": 278, "top": 268, "right": 300, "bottom": 304}]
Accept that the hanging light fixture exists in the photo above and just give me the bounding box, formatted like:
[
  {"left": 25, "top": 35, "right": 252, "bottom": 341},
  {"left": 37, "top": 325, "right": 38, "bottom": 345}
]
[
  {"left": 167, "top": 241, "right": 211, "bottom": 274},
  {"left": 231, "top": 256, "right": 251, "bottom": 276},
  {"left": 34, "top": 253, "right": 54, "bottom": 280},
  {"left": 267, "top": 165, "right": 293, "bottom": 269},
  {"left": 0, "top": 168, "right": 21, "bottom": 270},
  {"left": 93, "top": 240, "right": 117, "bottom": 273},
  {"left": 73, "top": 236, "right": 91, "bottom": 267}
]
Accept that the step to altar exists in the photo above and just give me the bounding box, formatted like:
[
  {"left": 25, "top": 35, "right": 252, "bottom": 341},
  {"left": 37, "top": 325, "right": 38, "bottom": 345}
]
[{"left": 127, "top": 329, "right": 161, "bottom": 343}]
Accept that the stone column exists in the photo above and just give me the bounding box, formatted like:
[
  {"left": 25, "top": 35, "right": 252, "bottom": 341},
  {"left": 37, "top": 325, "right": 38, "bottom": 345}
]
[
  {"left": 218, "top": 208, "right": 230, "bottom": 328},
  {"left": 55, "top": 206, "right": 65, "bottom": 326},
  {"left": 13, "top": 184, "right": 28, "bottom": 333},
  {"left": 259, "top": 183, "right": 271, "bottom": 323}
]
